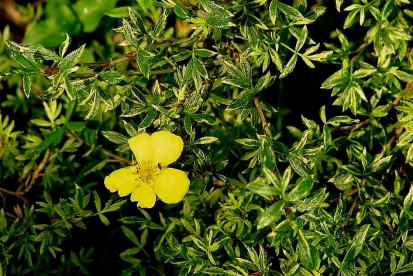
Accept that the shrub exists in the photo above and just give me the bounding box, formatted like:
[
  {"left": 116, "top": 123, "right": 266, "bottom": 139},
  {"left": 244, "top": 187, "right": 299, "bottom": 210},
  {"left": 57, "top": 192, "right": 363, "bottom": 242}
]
[{"left": 1, "top": 0, "right": 413, "bottom": 275}]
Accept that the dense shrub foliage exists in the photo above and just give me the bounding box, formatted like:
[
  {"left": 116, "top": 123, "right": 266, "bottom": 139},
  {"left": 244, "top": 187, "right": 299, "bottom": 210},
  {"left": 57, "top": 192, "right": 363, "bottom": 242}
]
[{"left": 1, "top": 0, "right": 413, "bottom": 275}]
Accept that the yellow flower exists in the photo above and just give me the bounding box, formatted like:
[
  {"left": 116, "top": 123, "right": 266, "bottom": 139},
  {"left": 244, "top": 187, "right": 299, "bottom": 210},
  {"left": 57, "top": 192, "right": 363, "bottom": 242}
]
[{"left": 104, "top": 131, "right": 190, "bottom": 208}]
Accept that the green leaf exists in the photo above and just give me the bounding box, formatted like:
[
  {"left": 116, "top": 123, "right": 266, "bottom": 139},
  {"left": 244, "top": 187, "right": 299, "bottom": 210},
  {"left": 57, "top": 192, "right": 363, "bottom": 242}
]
[
  {"left": 257, "top": 200, "right": 285, "bottom": 229},
  {"left": 183, "top": 114, "right": 192, "bottom": 135},
  {"left": 286, "top": 176, "right": 313, "bottom": 202},
  {"left": 269, "top": 0, "right": 278, "bottom": 24},
  {"left": 343, "top": 9, "right": 359, "bottom": 29},
  {"left": 139, "top": 109, "right": 157, "bottom": 129},
  {"left": 407, "top": 143, "right": 413, "bottom": 164},
  {"left": 287, "top": 154, "right": 311, "bottom": 177},
  {"left": 105, "top": 6, "right": 130, "bottom": 18},
  {"left": 99, "top": 214, "right": 110, "bottom": 225},
  {"left": 323, "top": 125, "right": 332, "bottom": 147},
  {"left": 193, "top": 137, "right": 218, "bottom": 145},
  {"left": 371, "top": 105, "right": 389, "bottom": 117},
  {"left": 194, "top": 49, "right": 216, "bottom": 58},
  {"left": 326, "top": 116, "right": 359, "bottom": 127},
  {"left": 342, "top": 224, "right": 370, "bottom": 264},
  {"left": 102, "top": 200, "right": 127, "bottom": 213},
  {"left": 236, "top": 139, "right": 260, "bottom": 147},
  {"left": 202, "top": 0, "right": 234, "bottom": 28},
  {"left": 101, "top": 131, "right": 128, "bottom": 144},
  {"left": 247, "top": 181, "right": 281, "bottom": 197},
  {"left": 227, "top": 90, "right": 253, "bottom": 110},
  {"left": 190, "top": 114, "right": 216, "bottom": 125},
  {"left": 59, "top": 34, "right": 71, "bottom": 57},
  {"left": 320, "top": 106, "right": 326, "bottom": 123},
  {"left": 37, "top": 126, "right": 65, "bottom": 150},
  {"left": 192, "top": 57, "right": 208, "bottom": 79},
  {"left": 262, "top": 167, "right": 282, "bottom": 191},
  {"left": 320, "top": 70, "right": 349, "bottom": 89},
  {"left": 279, "top": 54, "right": 297, "bottom": 79},
  {"left": 295, "top": 26, "right": 308, "bottom": 52},
  {"left": 392, "top": 70, "right": 413, "bottom": 83},
  {"left": 297, "top": 230, "right": 319, "bottom": 270},
  {"left": 296, "top": 188, "right": 327, "bottom": 212},
  {"left": 260, "top": 136, "right": 276, "bottom": 171},
  {"left": 153, "top": 9, "right": 168, "bottom": 37},
  {"left": 404, "top": 184, "right": 413, "bottom": 210},
  {"left": 370, "top": 155, "right": 392, "bottom": 172},
  {"left": 129, "top": 7, "right": 146, "bottom": 34},
  {"left": 277, "top": 1, "right": 304, "bottom": 20},
  {"left": 397, "top": 130, "right": 413, "bottom": 147},
  {"left": 137, "top": 50, "right": 150, "bottom": 78},
  {"left": 174, "top": 5, "right": 188, "bottom": 19},
  {"left": 60, "top": 44, "right": 85, "bottom": 75},
  {"left": 94, "top": 191, "right": 101, "bottom": 212},
  {"left": 22, "top": 75, "right": 32, "bottom": 99},
  {"left": 272, "top": 140, "right": 289, "bottom": 155},
  {"left": 75, "top": 184, "right": 85, "bottom": 209},
  {"left": 352, "top": 68, "right": 376, "bottom": 78}
]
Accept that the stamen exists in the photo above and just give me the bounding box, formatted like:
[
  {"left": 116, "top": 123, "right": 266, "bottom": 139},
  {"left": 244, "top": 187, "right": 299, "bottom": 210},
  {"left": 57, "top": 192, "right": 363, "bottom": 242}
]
[{"left": 135, "top": 160, "right": 161, "bottom": 183}]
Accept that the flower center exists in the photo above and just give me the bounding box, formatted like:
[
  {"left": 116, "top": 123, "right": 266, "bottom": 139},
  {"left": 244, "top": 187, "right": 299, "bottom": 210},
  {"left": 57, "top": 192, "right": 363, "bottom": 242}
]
[{"left": 135, "top": 160, "right": 160, "bottom": 183}]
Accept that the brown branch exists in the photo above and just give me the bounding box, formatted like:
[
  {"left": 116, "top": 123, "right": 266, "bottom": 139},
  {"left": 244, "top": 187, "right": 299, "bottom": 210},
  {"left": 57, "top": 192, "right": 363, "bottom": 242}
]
[
  {"left": 338, "top": 118, "right": 370, "bottom": 131},
  {"left": 341, "top": 195, "right": 359, "bottom": 234},
  {"left": 8, "top": 226, "right": 29, "bottom": 251},
  {"left": 0, "top": 190, "right": 16, "bottom": 219},
  {"left": 350, "top": 41, "right": 371, "bottom": 63},
  {"left": 0, "top": 190, "right": 5, "bottom": 210},
  {"left": 329, "top": 187, "right": 359, "bottom": 204},
  {"left": 253, "top": 95, "right": 272, "bottom": 137},
  {"left": 19, "top": 148, "right": 52, "bottom": 195},
  {"left": 0, "top": 187, "right": 28, "bottom": 204},
  {"left": 65, "top": 131, "right": 133, "bottom": 166},
  {"left": 337, "top": 93, "right": 404, "bottom": 132}
]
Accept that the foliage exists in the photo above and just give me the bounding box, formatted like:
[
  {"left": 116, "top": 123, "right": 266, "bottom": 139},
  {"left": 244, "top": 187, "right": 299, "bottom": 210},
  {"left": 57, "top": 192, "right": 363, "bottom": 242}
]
[{"left": 0, "top": 0, "right": 413, "bottom": 275}]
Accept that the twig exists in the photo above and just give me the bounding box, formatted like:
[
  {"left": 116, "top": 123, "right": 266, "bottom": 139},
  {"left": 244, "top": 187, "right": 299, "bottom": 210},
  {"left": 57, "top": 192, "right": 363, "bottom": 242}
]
[
  {"left": 19, "top": 148, "right": 52, "bottom": 195},
  {"left": 350, "top": 41, "right": 371, "bottom": 63},
  {"left": 0, "top": 188, "right": 28, "bottom": 204},
  {"left": 337, "top": 94, "right": 404, "bottom": 132},
  {"left": 8, "top": 226, "right": 29, "bottom": 251},
  {"left": 6, "top": 211, "right": 17, "bottom": 220},
  {"left": 44, "top": 38, "right": 185, "bottom": 77},
  {"left": 338, "top": 118, "right": 370, "bottom": 132},
  {"left": 253, "top": 95, "right": 272, "bottom": 137},
  {"left": 329, "top": 187, "right": 359, "bottom": 204},
  {"left": 65, "top": 131, "right": 133, "bottom": 166},
  {"left": 341, "top": 195, "right": 359, "bottom": 234},
  {"left": 0, "top": 191, "right": 16, "bottom": 220},
  {"left": 0, "top": 190, "right": 5, "bottom": 210},
  {"left": 382, "top": 127, "right": 402, "bottom": 153}
]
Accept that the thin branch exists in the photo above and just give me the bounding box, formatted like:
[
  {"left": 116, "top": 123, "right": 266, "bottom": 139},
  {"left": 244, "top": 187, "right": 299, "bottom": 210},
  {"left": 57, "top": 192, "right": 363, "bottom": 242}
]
[
  {"left": 19, "top": 147, "right": 52, "bottom": 195},
  {"left": 0, "top": 190, "right": 6, "bottom": 210},
  {"left": 8, "top": 226, "right": 29, "bottom": 251},
  {"left": 0, "top": 188, "right": 28, "bottom": 204},
  {"left": 350, "top": 41, "right": 371, "bottom": 63},
  {"left": 338, "top": 118, "right": 370, "bottom": 131},
  {"left": 341, "top": 195, "right": 359, "bottom": 234},
  {"left": 329, "top": 187, "right": 359, "bottom": 204},
  {"left": 253, "top": 95, "right": 272, "bottom": 137},
  {"left": 65, "top": 131, "right": 133, "bottom": 166},
  {"left": 337, "top": 94, "right": 404, "bottom": 132}
]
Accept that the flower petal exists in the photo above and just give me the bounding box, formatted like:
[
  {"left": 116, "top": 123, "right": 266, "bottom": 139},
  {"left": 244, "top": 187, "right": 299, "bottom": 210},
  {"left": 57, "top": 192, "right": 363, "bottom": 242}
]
[
  {"left": 104, "top": 167, "right": 140, "bottom": 197},
  {"left": 150, "top": 131, "right": 184, "bottom": 166},
  {"left": 130, "top": 183, "right": 156, "bottom": 208},
  {"left": 128, "top": 133, "right": 153, "bottom": 163},
  {"left": 154, "top": 168, "right": 190, "bottom": 204}
]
